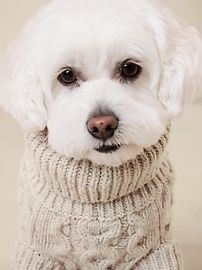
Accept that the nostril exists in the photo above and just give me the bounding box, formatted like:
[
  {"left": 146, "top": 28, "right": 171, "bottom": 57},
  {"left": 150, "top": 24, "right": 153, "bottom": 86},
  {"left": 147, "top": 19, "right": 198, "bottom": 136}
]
[
  {"left": 106, "top": 125, "right": 113, "bottom": 132},
  {"left": 92, "top": 127, "right": 99, "bottom": 133}
]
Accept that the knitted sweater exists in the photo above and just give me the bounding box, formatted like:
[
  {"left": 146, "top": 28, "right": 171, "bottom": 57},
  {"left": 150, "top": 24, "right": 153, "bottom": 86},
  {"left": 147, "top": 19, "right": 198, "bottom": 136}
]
[{"left": 14, "top": 128, "right": 183, "bottom": 270}]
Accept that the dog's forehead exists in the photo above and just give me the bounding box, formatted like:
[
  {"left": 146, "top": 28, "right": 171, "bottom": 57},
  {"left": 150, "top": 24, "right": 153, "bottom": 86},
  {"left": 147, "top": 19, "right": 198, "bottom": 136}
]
[
  {"left": 41, "top": 0, "right": 151, "bottom": 38},
  {"left": 46, "top": 0, "right": 149, "bottom": 19},
  {"left": 35, "top": 0, "right": 157, "bottom": 69}
]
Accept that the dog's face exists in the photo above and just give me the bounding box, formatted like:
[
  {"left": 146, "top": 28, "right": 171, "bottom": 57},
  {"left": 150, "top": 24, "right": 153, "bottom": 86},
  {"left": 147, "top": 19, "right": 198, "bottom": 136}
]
[{"left": 0, "top": 0, "right": 202, "bottom": 166}]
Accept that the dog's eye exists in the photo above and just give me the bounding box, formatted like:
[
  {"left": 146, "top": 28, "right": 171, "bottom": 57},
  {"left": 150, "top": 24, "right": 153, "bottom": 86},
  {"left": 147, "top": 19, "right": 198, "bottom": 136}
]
[
  {"left": 120, "top": 60, "right": 141, "bottom": 80},
  {"left": 57, "top": 68, "right": 77, "bottom": 86}
]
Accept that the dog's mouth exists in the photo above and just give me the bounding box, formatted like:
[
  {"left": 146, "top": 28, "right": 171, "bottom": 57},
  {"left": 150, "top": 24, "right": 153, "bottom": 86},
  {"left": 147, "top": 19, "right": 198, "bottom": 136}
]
[{"left": 95, "top": 144, "right": 121, "bottom": 154}]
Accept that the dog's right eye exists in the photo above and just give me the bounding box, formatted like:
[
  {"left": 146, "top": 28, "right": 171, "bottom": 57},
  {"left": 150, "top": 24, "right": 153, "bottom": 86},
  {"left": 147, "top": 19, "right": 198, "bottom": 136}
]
[{"left": 57, "top": 68, "right": 77, "bottom": 86}]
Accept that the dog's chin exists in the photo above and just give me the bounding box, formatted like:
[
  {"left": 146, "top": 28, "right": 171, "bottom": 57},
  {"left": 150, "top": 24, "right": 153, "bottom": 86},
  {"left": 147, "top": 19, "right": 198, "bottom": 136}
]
[{"left": 86, "top": 144, "right": 143, "bottom": 167}]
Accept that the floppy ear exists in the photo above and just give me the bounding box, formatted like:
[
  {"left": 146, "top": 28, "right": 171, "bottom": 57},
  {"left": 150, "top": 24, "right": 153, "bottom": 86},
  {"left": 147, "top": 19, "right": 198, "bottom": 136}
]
[
  {"left": 147, "top": 3, "right": 202, "bottom": 118},
  {"left": 159, "top": 20, "right": 202, "bottom": 118},
  {"left": 0, "top": 24, "right": 47, "bottom": 131}
]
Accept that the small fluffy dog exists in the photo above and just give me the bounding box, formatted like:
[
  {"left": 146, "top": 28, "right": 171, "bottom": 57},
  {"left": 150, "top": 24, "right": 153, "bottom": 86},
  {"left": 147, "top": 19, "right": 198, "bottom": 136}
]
[{"left": 0, "top": 0, "right": 202, "bottom": 269}]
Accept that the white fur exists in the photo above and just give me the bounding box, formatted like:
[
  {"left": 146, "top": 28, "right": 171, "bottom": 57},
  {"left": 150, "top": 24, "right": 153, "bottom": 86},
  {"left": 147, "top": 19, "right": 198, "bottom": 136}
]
[{"left": 0, "top": 0, "right": 202, "bottom": 166}]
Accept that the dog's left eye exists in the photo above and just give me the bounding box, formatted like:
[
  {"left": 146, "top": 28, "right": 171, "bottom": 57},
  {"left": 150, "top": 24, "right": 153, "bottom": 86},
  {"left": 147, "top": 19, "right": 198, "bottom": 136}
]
[
  {"left": 57, "top": 68, "right": 77, "bottom": 86},
  {"left": 120, "top": 60, "right": 142, "bottom": 80}
]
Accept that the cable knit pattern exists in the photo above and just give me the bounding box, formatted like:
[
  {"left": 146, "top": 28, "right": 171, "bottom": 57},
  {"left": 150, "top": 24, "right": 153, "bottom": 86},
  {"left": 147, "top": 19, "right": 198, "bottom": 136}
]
[{"left": 13, "top": 127, "right": 183, "bottom": 270}]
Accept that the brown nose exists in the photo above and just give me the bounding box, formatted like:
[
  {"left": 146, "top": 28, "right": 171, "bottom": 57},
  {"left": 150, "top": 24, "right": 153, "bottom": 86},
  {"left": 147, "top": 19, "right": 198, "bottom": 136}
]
[{"left": 87, "top": 115, "right": 119, "bottom": 141}]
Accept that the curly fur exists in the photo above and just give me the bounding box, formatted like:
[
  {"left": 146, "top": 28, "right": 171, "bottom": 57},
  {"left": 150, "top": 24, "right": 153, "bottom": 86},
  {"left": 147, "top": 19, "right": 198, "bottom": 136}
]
[{"left": 0, "top": 0, "right": 201, "bottom": 164}]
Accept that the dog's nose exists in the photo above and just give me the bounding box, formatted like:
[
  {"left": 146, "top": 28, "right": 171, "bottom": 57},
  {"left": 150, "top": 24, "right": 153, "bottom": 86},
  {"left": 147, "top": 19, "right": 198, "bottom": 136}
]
[{"left": 87, "top": 114, "right": 118, "bottom": 141}]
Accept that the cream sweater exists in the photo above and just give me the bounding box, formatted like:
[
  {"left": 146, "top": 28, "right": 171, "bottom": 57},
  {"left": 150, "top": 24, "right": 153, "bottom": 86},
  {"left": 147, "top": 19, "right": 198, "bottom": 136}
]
[{"left": 14, "top": 128, "right": 183, "bottom": 270}]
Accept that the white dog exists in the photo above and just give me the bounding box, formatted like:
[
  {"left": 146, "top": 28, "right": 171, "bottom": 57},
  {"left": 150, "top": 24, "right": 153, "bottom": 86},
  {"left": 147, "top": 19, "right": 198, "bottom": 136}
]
[{"left": 0, "top": 0, "right": 202, "bottom": 269}]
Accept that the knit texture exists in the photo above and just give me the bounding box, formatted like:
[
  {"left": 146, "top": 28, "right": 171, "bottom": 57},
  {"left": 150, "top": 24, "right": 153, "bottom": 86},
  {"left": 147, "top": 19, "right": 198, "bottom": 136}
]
[{"left": 14, "top": 128, "right": 183, "bottom": 270}]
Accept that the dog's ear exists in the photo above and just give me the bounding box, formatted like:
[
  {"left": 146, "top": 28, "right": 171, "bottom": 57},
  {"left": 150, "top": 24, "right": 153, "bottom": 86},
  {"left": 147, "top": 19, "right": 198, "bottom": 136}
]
[
  {"left": 150, "top": 6, "right": 202, "bottom": 118},
  {"left": 0, "top": 26, "right": 47, "bottom": 131}
]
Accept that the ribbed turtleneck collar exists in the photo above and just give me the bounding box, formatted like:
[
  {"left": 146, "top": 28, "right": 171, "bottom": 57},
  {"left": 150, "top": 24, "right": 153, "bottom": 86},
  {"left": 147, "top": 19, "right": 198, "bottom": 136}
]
[{"left": 25, "top": 128, "right": 169, "bottom": 203}]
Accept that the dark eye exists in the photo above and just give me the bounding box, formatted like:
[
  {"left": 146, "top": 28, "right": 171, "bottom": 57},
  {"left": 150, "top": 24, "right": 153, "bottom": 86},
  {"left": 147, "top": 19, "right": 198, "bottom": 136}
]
[
  {"left": 120, "top": 60, "right": 142, "bottom": 80},
  {"left": 57, "top": 67, "right": 77, "bottom": 86}
]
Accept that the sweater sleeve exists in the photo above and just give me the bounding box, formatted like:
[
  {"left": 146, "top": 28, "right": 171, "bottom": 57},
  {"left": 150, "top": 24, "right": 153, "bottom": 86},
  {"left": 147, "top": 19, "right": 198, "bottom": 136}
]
[
  {"left": 136, "top": 243, "right": 183, "bottom": 270},
  {"left": 13, "top": 243, "right": 65, "bottom": 270}
]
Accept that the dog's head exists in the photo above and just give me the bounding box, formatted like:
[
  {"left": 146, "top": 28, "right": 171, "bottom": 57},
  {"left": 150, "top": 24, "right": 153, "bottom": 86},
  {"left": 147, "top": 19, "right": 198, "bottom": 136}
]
[{"left": 0, "top": 0, "right": 202, "bottom": 166}]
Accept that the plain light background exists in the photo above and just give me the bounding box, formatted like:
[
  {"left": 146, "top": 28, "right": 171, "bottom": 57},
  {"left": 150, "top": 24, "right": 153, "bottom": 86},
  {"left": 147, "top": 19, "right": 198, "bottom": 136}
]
[{"left": 0, "top": 1, "right": 202, "bottom": 269}]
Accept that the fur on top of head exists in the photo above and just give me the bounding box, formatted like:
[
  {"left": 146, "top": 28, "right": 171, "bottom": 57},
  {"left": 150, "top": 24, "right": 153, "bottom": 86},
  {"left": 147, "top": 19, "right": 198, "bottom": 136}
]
[{"left": 0, "top": 0, "right": 202, "bottom": 166}]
